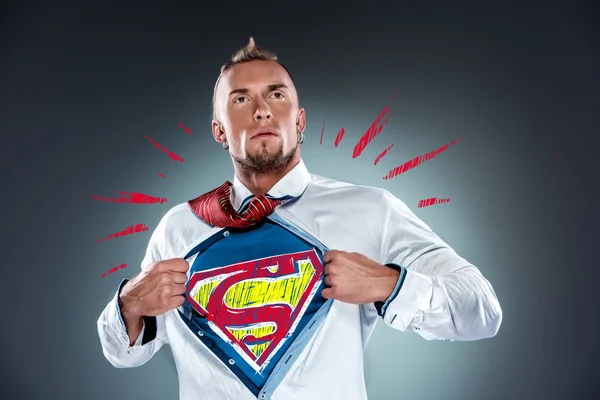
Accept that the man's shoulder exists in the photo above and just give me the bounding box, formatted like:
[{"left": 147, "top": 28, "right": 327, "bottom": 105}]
[
  {"left": 155, "top": 201, "right": 209, "bottom": 233},
  {"left": 149, "top": 201, "right": 213, "bottom": 258},
  {"left": 307, "top": 173, "right": 392, "bottom": 201},
  {"left": 161, "top": 201, "right": 194, "bottom": 221}
]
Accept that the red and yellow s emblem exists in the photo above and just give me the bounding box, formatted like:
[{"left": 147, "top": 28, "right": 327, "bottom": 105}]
[{"left": 186, "top": 249, "right": 324, "bottom": 371}]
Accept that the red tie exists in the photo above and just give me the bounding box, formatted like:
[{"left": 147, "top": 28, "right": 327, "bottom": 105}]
[{"left": 188, "top": 181, "right": 283, "bottom": 228}]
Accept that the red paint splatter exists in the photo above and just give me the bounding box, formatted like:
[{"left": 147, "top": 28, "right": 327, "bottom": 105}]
[
  {"left": 374, "top": 144, "right": 394, "bottom": 165},
  {"left": 450, "top": 136, "right": 466, "bottom": 146},
  {"left": 352, "top": 90, "right": 398, "bottom": 158},
  {"left": 158, "top": 173, "right": 166, "bottom": 178},
  {"left": 101, "top": 263, "right": 127, "bottom": 278},
  {"left": 383, "top": 136, "right": 465, "bottom": 180},
  {"left": 145, "top": 135, "right": 184, "bottom": 162},
  {"left": 98, "top": 223, "right": 149, "bottom": 243},
  {"left": 320, "top": 120, "right": 325, "bottom": 145},
  {"left": 88, "top": 192, "right": 168, "bottom": 204},
  {"left": 418, "top": 197, "right": 450, "bottom": 208},
  {"left": 178, "top": 122, "right": 193, "bottom": 135},
  {"left": 334, "top": 128, "right": 345, "bottom": 147}
]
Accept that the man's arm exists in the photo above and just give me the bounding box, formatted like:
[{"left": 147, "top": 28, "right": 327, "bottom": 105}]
[
  {"left": 375, "top": 190, "right": 502, "bottom": 342},
  {"left": 96, "top": 218, "right": 169, "bottom": 368}
]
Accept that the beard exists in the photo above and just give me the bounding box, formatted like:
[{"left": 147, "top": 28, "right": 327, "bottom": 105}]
[{"left": 232, "top": 141, "right": 298, "bottom": 174}]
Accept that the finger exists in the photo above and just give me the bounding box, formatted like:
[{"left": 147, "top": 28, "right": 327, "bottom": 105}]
[
  {"left": 321, "top": 288, "right": 334, "bottom": 299},
  {"left": 171, "top": 283, "right": 187, "bottom": 296},
  {"left": 168, "top": 295, "right": 186, "bottom": 310},
  {"left": 171, "top": 271, "right": 189, "bottom": 284},
  {"left": 324, "top": 275, "right": 333, "bottom": 287},
  {"left": 323, "top": 250, "right": 340, "bottom": 264},
  {"left": 165, "top": 258, "right": 190, "bottom": 273},
  {"left": 325, "top": 263, "right": 341, "bottom": 276}
]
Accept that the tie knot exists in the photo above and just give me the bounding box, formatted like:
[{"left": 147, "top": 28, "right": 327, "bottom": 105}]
[
  {"left": 245, "top": 194, "right": 281, "bottom": 216},
  {"left": 188, "top": 181, "right": 284, "bottom": 229}
]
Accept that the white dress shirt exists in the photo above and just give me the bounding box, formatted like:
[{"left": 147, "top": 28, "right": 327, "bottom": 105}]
[{"left": 97, "top": 158, "right": 502, "bottom": 400}]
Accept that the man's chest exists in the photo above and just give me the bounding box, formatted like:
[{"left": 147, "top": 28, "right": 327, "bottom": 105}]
[{"left": 168, "top": 219, "right": 330, "bottom": 395}]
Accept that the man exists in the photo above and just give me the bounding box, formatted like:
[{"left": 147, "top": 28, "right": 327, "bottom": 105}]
[{"left": 97, "top": 37, "right": 502, "bottom": 400}]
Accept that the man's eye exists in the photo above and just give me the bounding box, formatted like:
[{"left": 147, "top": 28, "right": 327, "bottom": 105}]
[
  {"left": 271, "top": 92, "right": 284, "bottom": 99},
  {"left": 234, "top": 96, "right": 247, "bottom": 103}
]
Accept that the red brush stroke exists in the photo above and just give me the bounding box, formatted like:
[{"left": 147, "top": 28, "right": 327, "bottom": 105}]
[
  {"left": 101, "top": 263, "right": 127, "bottom": 278},
  {"left": 418, "top": 197, "right": 450, "bottom": 208},
  {"left": 320, "top": 119, "right": 325, "bottom": 145},
  {"left": 374, "top": 144, "right": 394, "bottom": 165},
  {"left": 158, "top": 173, "right": 166, "bottom": 178},
  {"left": 178, "top": 122, "right": 193, "bottom": 135},
  {"left": 352, "top": 90, "right": 398, "bottom": 158},
  {"left": 450, "top": 136, "right": 465, "bottom": 146},
  {"left": 334, "top": 128, "right": 345, "bottom": 147},
  {"left": 145, "top": 135, "right": 184, "bottom": 162},
  {"left": 88, "top": 192, "right": 168, "bottom": 204},
  {"left": 98, "top": 223, "right": 149, "bottom": 243},
  {"left": 383, "top": 136, "right": 465, "bottom": 180}
]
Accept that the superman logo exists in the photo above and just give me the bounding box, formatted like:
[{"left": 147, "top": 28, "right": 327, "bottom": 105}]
[{"left": 186, "top": 249, "right": 323, "bottom": 372}]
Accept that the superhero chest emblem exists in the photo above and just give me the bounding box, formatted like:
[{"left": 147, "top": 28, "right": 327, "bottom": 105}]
[{"left": 186, "top": 249, "right": 324, "bottom": 372}]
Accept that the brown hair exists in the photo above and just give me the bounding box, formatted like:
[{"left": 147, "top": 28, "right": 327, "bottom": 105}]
[{"left": 212, "top": 37, "right": 296, "bottom": 120}]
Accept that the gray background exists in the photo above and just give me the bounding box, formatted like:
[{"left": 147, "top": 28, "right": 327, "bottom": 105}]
[{"left": 1, "top": 0, "right": 599, "bottom": 399}]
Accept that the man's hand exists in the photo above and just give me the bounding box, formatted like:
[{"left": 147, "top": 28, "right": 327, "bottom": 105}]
[
  {"left": 119, "top": 258, "right": 190, "bottom": 319},
  {"left": 321, "top": 250, "right": 399, "bottom": 304},
  {"left": 118, "top": 258, "right": 189, "bottom": 345}
]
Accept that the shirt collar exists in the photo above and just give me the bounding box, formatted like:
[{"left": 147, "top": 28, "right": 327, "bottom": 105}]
[{"left": 231, "top": 158, "right": 311, "bottom": 212}]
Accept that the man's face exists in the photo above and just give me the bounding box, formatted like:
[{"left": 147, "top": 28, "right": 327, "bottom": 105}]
[{"left": 212, "top": 60, "right": 306, "bottom": 174}]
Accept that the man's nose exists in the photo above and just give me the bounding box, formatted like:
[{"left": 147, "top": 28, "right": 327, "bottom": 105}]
[{"left": 253, "top": 103, "right": 273, "bottom": 121}]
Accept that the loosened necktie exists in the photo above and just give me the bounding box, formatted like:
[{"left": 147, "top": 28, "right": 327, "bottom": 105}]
[{"left": 188, "top": 181, "right": 283, "bottom": 229}]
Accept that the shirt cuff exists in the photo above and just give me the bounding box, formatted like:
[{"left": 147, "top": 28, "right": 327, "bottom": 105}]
[
  {"left": 374, "top": 263, "right": 407, "bottom": 317},
  {"left": 381, "top": 268, "right": 433, "bottom": 330}
]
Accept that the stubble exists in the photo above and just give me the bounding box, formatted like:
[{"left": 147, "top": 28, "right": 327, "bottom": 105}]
[{"left": 232, "top": 141, "right": 298, "bottom": 174}]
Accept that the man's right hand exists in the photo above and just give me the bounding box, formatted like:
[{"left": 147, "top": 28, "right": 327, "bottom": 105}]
[{"left": 118, "top": 258, "right": 190, "bottom": 343}]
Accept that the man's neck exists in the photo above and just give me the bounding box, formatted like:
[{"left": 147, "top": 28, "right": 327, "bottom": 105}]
[{"left": 233, "top": 157, "right": 301, "bottom": 196}]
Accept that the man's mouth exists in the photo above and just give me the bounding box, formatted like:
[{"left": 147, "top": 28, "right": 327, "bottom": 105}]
[{"left": 251, "top": 129, "right": 278, "bottom": 139}]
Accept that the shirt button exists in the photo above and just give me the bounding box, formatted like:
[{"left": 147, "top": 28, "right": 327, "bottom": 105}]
[
  {"left": 414, "top": 326, "right": 420, "bottom": 330},
  {"left": 228, "top": 359, "right": 235, "bottom": 365},
  {"left": 197, "top": 331, "right": 204, "bottom": 337},
  {"left": 223, "top": 231, "right": 230, "bottom": 237},
  {"left": 259, "top": 394, "right": 266, "bottom": 399}
]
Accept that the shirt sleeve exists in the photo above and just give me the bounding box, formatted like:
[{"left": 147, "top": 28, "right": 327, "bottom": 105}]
[
  {"left": 377, "top": 190, "right": 503, "bottom": 342},
  {"left": 96, "top": 216, "right": 170, "bottom": 368}
]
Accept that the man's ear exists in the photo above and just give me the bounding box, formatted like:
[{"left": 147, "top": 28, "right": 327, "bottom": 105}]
[
  {"left": 211, "top": 120, "right": 226, "bottom": 143},
  {"left": 296, "top": 108, "right": 307, "bottom": 133}
]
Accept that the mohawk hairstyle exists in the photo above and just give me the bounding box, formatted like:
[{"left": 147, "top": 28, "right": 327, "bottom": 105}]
[{"left": 212, "top": 37, "right": 296, "bottom": 120}]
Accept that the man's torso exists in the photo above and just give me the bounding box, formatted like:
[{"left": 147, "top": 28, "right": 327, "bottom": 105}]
[{"left": 152, "top": 174, "right": 388, "bottom": 399}]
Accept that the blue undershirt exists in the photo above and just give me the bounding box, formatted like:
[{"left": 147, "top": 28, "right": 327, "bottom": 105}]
[{"left": 179, "top": 220, "right": 327, "bottom": 396}]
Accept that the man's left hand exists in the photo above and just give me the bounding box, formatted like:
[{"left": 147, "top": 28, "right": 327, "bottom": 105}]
[{"left": 321, "top": 250, "right": 400, "bottom": 304}]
